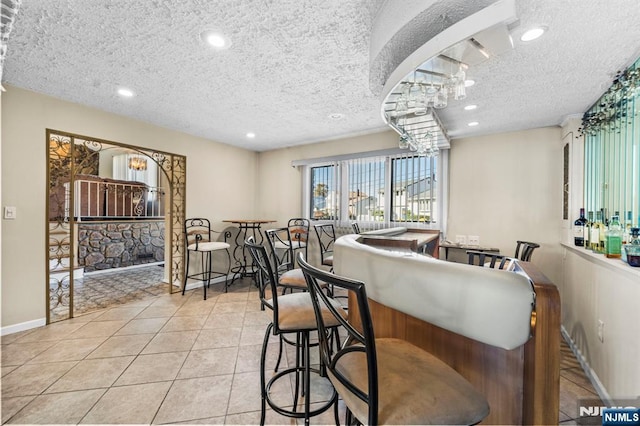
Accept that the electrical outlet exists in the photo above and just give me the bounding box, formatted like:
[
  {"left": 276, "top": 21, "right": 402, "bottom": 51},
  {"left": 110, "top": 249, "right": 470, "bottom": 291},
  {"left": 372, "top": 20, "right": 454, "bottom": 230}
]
[
  {"left": 3, "top": 206, "right": 16, "bottom": 220},
  {"left": 455, "top": 235, "right": 467, "bottom": 245},
  {"left": 597, "top": 320, "right": 604, "bottom": 342},
  {"left": 468, "top": 235, "right": 480, "bottom": 246}
]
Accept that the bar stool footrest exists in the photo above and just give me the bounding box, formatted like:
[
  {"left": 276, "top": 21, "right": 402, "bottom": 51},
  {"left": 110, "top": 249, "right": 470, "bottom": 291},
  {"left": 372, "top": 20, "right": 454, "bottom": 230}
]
[{"left": 264, "top": 366, "right": 337, "bottom": 419}]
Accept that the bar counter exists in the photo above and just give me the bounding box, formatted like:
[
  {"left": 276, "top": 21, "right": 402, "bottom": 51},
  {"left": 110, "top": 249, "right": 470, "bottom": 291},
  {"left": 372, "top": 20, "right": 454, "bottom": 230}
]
[{"left": 335, "top": 234, "right": 560, "bottom": 425}]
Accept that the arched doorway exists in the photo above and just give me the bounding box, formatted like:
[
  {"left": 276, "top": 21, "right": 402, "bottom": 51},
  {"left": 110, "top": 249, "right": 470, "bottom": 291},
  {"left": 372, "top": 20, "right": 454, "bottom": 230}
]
[{"left": 46, "top": 129, "right": 186, "bottom": 323}]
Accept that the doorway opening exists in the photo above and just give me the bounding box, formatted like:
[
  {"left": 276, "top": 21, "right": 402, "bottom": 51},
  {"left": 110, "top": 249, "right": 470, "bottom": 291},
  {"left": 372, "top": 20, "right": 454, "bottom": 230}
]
[{"left": 46, "top": 129, "right": 186, "bottom": 323}]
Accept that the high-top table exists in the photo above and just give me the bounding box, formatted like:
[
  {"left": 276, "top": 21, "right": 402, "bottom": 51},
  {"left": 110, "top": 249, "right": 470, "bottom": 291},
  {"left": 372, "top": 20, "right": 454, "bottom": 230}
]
[
  {"left": 357, "top": 227, "right": 440, "bottom": 257},
  {"left": 223, "top": 219, "right": 276, "bottom": 283},
  {"left": 439, "top": 241, "right": 500, "bottom": 262}
]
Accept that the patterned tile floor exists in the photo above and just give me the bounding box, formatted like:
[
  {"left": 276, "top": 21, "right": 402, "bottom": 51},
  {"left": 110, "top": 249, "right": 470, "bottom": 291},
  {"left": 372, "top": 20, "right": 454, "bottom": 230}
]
[
  {"left": 5, "top": 270, "right": 602, "bottom": 425},
  {"left": 51, "top": 265, "right": 169, "bottom": 322}
]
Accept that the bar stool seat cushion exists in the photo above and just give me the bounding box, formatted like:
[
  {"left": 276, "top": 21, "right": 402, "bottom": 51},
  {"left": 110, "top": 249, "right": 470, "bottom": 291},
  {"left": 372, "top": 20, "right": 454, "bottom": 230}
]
[
  {"left": 273, "top": 240, "right": 308, "bottom": 250},
  {"left": 268, "top": 292, "right": 346, "bottom": 331},
  {"left": 279, "top": 269, "right": 328, "bottom": 290},
  {"left": 332, "top": 338, "right": 489, "bottom": 425},
  {"left": 187, "top": 241, "right": 230, "bottom": 252}
]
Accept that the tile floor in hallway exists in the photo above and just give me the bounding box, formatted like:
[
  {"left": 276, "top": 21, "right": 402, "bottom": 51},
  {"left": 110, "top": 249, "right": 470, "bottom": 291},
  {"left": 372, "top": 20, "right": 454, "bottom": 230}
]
[
  {"left": 3, "top": 274, "right": 602, "bottom": 425},
  {"left": 50, "top": 264, "right": 168, "bottom": 322}
]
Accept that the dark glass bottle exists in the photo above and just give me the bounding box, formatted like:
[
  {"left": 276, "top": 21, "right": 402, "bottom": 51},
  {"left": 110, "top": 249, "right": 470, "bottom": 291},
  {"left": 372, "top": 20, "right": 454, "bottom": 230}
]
[{"left": 574, "top": 208, "right": 587, "bottom": 247}]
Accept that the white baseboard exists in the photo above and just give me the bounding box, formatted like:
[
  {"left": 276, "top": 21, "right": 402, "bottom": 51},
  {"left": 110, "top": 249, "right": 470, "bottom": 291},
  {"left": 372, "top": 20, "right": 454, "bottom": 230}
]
[
  {"left": 1, "top": 317, "right": 46, "bottom": 336},
  {"left": 84, "top": 261, "right": 164, "bottom": 276},
  {"left": 561, "top": 325, "right": 612, "bottom": 404},
  {"left": 183, "top": 275, "right": 228, "bottom": 292}
]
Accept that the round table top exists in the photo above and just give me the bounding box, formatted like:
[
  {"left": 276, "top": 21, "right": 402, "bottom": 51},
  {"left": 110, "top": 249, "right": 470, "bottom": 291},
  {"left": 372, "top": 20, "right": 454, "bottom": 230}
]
[{"left": 222, "top": 219, "right": 276, "bottom": 224}]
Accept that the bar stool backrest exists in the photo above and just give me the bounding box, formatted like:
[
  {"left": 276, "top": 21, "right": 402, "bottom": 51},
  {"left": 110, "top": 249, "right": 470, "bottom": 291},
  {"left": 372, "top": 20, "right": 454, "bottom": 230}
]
[
  {"left": 184, "top": 218, "right": 212, "bottom": 249},
  {"left": 467, "top": 250, "right": 516, "bottom": 270},
  {"left": 514, "top": 240, "right": 540, "bottom": 262},
  {"left": 288, "top": 218, "right": 310, "bottom": 247},
  {"left": 264, "top": 227, "right": 294, "bottom": 279},
  {"left": 298, "top": 253, "right": 379, "bottom": 425},
  {"left": 245, "top": 237, "right": 281, "bottom": 328},
  {"left": 313, "top": 223, "right": 336, "bottom": 266}
]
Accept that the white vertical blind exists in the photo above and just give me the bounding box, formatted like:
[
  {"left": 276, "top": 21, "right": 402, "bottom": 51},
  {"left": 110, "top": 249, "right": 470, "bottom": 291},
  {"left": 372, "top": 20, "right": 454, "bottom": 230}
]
[{"left": 306, "top": 151, "right": 444, "bottom": 233}]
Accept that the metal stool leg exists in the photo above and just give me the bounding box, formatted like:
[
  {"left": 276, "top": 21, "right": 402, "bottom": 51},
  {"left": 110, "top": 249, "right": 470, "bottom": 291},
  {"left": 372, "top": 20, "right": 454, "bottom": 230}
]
[
  {"left": 201, "top": 251, "right": 207, "bottom": 300},
  {"left": 260, "top": 323, "right": 273, "bottom": 426},
  {"left": 182, "top": 251, "right": 190, "bottom": 295},
  {"left": 304, "top": 330, "right": 311, "bottom": 426}
]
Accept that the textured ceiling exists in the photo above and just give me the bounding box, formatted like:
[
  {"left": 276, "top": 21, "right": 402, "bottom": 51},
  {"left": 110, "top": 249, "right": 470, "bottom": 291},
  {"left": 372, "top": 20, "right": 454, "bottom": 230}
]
[{"left": 4, "top": 0, "right": 640, "bottom": 151}]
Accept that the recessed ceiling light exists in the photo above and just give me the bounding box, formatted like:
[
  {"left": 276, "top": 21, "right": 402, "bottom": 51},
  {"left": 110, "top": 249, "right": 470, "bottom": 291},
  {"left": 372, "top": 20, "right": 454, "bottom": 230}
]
[
  {"left": 200, "top": 30, "right": 231, "bottom": 49},
  {"left": 328, "top": 113, "right": 345, "bottom": 120},
  {"left": 464, "top": 104, "right": 478, "bottom": 111},
  {"left": 117, "top": 88, "right": 135, "bottom": 98},
  {"left": 468, "top": 121, "right": 479, "bottom": 127},
  {"left": 520, "top": 27, "right": 546, "bottom": 42},
  {"left": 246, "top": 132, "right": 256, "bottom": 138},
  {"left": 464, "top": 79, "right": 475, "bottom": 88}
]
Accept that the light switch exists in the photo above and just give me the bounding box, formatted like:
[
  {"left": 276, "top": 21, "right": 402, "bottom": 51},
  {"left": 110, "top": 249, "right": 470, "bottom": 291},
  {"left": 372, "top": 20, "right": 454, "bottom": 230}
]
[
  {"left": 468, "top": 235, "right": 480, "bottom": 246},
  {"left": 4, "top": 206, "right": 16, "bottom": 220}
]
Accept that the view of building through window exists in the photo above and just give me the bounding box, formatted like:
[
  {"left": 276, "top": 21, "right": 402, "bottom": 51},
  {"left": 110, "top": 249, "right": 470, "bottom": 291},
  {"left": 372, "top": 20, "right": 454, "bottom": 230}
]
[{"left": 309, "top": 154, "right": 438, "bottom": 225}]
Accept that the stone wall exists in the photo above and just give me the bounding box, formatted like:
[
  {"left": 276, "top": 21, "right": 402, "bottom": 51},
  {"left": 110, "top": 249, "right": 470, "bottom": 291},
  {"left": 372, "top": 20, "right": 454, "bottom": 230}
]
[{"left": 78, "top": 220, "right": 164, "bottom": 272}]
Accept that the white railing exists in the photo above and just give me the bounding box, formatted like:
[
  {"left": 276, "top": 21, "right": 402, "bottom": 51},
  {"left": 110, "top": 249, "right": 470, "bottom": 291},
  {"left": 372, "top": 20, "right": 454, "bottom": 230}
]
[{"left": 64, "top": 178, "right": 164, "bottom": 220}]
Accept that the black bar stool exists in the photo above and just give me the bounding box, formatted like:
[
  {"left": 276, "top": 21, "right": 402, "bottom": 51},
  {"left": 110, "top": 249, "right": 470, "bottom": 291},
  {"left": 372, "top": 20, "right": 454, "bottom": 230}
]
[
  {"left": 183, "top": 218, "right": 231, "bottom": 300},
  {"left": 246, "top": 237, "right": 343, "bottom": 426}
]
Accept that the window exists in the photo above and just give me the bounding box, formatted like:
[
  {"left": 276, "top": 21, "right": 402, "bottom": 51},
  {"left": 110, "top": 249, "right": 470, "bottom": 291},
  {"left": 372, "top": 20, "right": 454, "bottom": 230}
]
[
  {"left": 310, "top": 164, "right": 338, "bottom": 220},
  {"left": 391, "top": 156, "right": 437, "bottom": 223},
  {"left": 304, "top": 150, "right": 447, "bottom": 230}
]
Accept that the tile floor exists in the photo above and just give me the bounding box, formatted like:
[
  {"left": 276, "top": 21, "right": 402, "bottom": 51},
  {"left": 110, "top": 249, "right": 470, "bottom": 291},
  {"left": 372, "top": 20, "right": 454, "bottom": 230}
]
[
  {"left": 559, "top": 338, "right": 604, "bottom": 424},
  {"left": 2, "top": 278, "right": 337, "bottom": 425},
  {"left": 3, "top": 275, "right": 601, "bottom": 425},
  {"left": 50, "top": 265, "right": 168, "bottom": 322}
]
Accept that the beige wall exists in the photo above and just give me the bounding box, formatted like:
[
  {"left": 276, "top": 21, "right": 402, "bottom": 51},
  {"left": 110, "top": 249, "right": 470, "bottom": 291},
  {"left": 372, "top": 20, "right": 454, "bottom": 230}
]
[
  {"left": 1, "top": 85, "right": 257, "bottom": 327},
  {"left": 447, "top": 127, "right": 565, "bottom": 284}
]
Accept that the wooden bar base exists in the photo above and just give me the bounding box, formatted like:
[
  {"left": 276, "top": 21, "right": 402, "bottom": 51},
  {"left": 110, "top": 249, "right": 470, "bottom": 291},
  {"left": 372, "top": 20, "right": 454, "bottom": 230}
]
[{"left": 348, "top": 261, "right": 560, "bottom": 425}]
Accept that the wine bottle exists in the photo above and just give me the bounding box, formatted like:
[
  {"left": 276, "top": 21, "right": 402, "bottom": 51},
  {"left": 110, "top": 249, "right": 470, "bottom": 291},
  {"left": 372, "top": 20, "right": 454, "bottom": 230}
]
[
  {"left": 624, "top": 211, "right": 633, "bottom": 243},
  {"left": 573, "top": 208, "right": 587, "bottom": 246},
  {"left": 598, "top": 210, "right": 607, "bottom": 253},
  {"left": 585, "top": 211, "right": 593, "bottom": 249},
  {"left": 589, "top": 212, "right": 600, "bottom": 253}
]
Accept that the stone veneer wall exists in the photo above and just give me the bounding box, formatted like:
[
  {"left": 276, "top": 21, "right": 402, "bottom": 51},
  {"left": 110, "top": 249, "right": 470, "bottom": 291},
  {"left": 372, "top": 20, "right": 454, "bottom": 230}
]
[{"left": 78, "top": 220, "right": 165, "bottom": 272}]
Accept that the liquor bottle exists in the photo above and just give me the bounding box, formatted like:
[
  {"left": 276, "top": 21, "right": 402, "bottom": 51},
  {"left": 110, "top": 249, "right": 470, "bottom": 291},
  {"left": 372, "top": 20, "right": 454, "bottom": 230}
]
[
  {"left": 589, "top": 211, "right": 600, "bottom": 252},
  {"left": 585, "top": 211, "right": 594, "bottom": 249},
  {"left": 598, "top": 210, "right": 606, "bottom": 254},
  {"left": 623, "top": 211, "right": 633, "bottom": 244},
  {"left": 605, "top": 214, "right": 622, "bottom": 258},
  {"left": 573, "top": 208, "right": 587, "bottom": 246}
]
